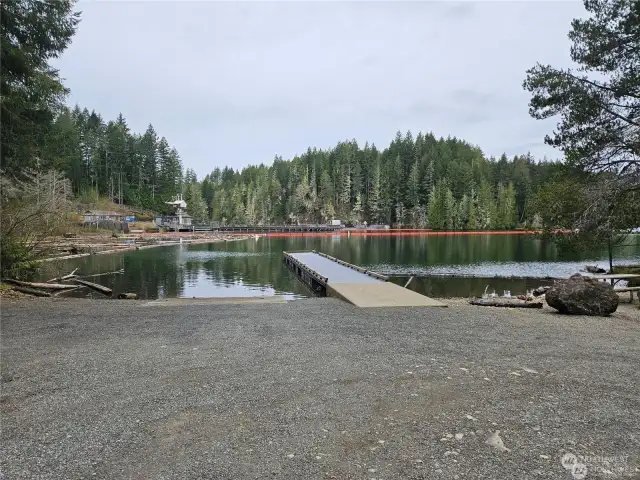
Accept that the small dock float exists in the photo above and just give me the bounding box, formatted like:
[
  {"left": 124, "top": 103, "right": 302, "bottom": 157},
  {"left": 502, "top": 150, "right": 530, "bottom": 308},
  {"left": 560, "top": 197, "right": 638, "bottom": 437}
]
[{"left": 283, "top": 250, "right": 447, "bottom": 308}]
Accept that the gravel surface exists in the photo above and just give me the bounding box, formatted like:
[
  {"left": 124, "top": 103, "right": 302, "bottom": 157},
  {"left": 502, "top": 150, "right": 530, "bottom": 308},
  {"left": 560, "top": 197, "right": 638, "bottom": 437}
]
[{"left": 1, "top": 298, "right": 639, "bottom": 479}]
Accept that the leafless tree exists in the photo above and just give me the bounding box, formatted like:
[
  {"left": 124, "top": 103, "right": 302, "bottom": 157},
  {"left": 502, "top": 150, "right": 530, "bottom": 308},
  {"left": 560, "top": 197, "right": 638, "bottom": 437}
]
[{"left": 1, "top": 168, "right": 73, "bottom": 275}]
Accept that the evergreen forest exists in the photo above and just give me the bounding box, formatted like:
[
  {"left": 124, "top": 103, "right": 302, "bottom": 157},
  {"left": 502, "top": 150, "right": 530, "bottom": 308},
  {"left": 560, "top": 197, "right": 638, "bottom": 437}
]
[
  {"left": 3, "top": 0, "right": 635, "bottom": 240},
  {"left": 27, "top": 106, "right": 562, "bottom": 229}
]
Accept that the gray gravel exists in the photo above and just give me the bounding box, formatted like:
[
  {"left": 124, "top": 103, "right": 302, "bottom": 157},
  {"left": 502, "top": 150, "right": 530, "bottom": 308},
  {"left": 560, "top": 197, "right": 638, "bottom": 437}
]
[{"left": 1, "top": 298, "right": 639, "bottom": 479}]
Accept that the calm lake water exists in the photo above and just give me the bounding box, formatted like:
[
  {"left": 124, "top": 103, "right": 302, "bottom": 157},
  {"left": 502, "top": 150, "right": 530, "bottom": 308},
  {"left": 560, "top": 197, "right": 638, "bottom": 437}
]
[{"left": 42, "top": 234, "right": 640, "bottom": 300}]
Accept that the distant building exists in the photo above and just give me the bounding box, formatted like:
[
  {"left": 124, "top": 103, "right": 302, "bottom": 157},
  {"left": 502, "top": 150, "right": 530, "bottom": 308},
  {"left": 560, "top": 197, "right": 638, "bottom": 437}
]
[
  {"left": 81, "top": 210, "right": 128, "bottom": 232},
  {"left": 82, "top": 210, "right": 124, "bottom": 223},
  {"left": 155, "top": 213, "right": 193, "bottom": 231},
  {"left": 155, "top": 195, "right": 193, "bottom": 231}
]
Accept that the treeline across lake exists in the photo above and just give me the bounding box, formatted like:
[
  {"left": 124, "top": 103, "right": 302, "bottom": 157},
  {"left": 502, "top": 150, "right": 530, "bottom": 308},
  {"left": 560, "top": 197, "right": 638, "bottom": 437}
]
[
  {"left": 20, "top": 101, "right": 561, "bottom": 230},
  {"left": 0, "top": 0, "right": 559, "bottom": 232},
  {"left": 202, "top": 131, "right": 562, "bottom": 229}
]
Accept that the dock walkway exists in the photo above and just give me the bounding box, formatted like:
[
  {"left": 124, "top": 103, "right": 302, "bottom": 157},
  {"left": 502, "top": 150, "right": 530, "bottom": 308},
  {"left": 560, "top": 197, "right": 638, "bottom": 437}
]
[{"left": 283, "top": 251, "right": 446, "bottom": 308}]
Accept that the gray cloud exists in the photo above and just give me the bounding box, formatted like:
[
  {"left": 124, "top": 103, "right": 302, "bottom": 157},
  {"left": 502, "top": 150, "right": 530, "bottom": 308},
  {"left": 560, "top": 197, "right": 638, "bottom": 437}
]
[{"left": 55, "top": 0, "right": 587, "bottom": 178}]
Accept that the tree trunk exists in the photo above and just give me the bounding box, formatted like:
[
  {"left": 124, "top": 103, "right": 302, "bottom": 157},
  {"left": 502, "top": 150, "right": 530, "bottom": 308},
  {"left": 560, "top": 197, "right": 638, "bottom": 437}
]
[
  {"left": 470, "top": 298, "right": 543, "bottom": 308},
  {"left": 608, "top": 235, "right": 614, "bottom": 286},
  {"left": 3, "top": 279, "right": 77, "bottom": 290},
  {"left": 74, "top": 279, "right": 112, "bottom": 295},
  {"left": 12, "top": 286, "right": 52, "bottom": 297},
  {"left": 46, "top": 267, "right": 79, "bottom": 282}
]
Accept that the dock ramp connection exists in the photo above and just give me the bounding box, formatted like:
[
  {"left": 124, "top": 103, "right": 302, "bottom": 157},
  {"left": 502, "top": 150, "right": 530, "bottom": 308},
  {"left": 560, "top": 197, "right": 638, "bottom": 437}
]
[{"left": 283, "top": 251, "right": 447, "bottom": 308}]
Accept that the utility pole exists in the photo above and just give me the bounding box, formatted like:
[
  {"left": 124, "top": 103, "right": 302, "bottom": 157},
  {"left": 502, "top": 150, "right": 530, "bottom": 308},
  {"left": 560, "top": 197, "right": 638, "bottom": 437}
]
[{"left": 105, "top": 144, "right": 110, "bottom": 200}]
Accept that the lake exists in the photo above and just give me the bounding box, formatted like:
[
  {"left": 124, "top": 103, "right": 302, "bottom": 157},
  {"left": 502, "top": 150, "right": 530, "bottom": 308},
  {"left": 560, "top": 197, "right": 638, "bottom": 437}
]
[{"left": 41, "top": 234, "right": 640, "bottom": 300}]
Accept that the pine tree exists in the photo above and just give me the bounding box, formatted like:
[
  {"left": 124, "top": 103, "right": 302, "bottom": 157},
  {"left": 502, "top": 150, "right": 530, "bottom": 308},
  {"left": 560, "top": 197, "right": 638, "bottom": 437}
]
[
  {"left": 497, "top": 182, "right": 517, "bottom": 229},
  {"left": 368, "top": 158, "right": 382, "bottom": 224},
  {"left": 392, "top": 154, "right": 405, "bottom": 221},
  {"left": 422, "top": 159, "right": 434, "bottom": 200},
  {"left": 187, "top": 182, "right": 208, "bottom": 223},
  {"left": 351, "top": 193, "right": 363, "bottom": 224},
  {"left": 427, "top": 180, "right": 448, "bottom": 230},
  {"left": 408, "top": 160, "right": 421, "bottom": 209},
  {"left": 467, "top": 188, "right": 478, "bottom": 230},
  {"left": 458, "top": 194, "right": 470, "bottom": 230},
  {"left": 477, "top": 180, "right": 497, "bottom": 229},
  {"left": 0, "top": 0, "right": 80, "bottom": 174},
  {"left": 445, "top": 188, "right": 456, "bottom": 230}
]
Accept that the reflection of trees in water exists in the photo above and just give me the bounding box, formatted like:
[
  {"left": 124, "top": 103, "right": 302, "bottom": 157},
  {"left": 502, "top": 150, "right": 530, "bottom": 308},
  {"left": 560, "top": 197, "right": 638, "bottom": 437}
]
[
  {"left": 201, "top": 234, "right": 639, "bottom": 279},
  {"left": 396, "top": 276, "right": 555, "bottom": 298},
  {"left": 38, "top": 235, "right": 640, "bottom": 300},
  {"left": 194, "top": 244, "right": 293, "bottom": 292},
  {"left": 119, "top": 249, "right": 184, "bottom": 298},
  {"left": 43, "top": 249, "right": 185, "bottom": 299},
  {"left": 282, "top": 235, "right": 536, "bottom": 268}
]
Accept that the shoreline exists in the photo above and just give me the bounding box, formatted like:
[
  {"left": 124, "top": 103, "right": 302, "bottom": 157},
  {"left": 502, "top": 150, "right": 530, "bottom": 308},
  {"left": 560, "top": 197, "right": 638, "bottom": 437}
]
[
  {"left": 35, "top": 233, "right": 252, "bottom": 262},
  {"left": 2, "top": 292, "right": 637, "bottom": 312}
]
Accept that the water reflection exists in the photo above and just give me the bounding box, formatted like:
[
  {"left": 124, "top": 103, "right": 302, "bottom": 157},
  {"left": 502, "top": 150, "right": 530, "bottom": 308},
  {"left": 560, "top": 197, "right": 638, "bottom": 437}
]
[{"left": 37, "top": 234, "right": 640, "bottom": 300}]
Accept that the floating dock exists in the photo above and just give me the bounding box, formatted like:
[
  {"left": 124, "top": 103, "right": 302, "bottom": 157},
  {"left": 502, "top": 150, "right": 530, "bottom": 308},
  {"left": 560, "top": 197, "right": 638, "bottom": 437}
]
[{"left": 283, "top": 251, "right": 447, "bottom": 308}]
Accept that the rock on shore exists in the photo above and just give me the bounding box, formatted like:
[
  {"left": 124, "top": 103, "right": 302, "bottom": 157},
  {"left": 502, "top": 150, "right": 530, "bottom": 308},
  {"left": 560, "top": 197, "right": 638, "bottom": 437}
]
[{"left": 545, "top": 273, "right": 619, "bottom": 316}]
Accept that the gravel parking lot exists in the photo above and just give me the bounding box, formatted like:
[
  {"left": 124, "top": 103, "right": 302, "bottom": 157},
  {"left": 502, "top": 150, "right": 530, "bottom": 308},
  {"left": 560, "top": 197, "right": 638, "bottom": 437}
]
[{"left": 1, "top": 298, "right": 639, "bottom": 479}]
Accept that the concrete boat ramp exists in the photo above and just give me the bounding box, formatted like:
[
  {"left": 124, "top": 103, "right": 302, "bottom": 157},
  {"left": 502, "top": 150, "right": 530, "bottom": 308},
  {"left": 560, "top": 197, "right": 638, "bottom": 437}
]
[{"left": 283, "top": 250, "right": 447, "bottom": 308}]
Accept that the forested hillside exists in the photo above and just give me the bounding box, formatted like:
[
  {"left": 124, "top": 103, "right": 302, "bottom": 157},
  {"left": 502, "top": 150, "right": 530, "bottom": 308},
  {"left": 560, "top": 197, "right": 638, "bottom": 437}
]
[
  {"left": 43, "top": 106, "right": 185, "bottom": 212},
  {"left": 1, "top": 0, "right": 562, "bottom": 231},
  {"left": 202, "top": 132, "right": 561, "bottom": 228},
  {"left": 30, "top": 106, "right": 562, "bottom": 228},
  {"left": 40, "top": 108, "right": 560, "bottom": 229}
]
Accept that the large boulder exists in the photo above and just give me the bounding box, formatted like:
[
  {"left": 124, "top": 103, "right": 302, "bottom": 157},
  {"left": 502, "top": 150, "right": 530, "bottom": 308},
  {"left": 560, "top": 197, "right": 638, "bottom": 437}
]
[{"left": 545, "top": 274, "right": 618, "bottom": 316}]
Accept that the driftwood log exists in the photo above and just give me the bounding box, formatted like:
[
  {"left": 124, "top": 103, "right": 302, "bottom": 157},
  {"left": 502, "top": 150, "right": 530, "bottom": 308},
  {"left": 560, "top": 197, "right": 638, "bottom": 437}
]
[
  {"left": 46, "top": 268, "right": 79, "bottom": 283},
  {"left": 74, "top": 279, "right": 113, "bottom": 296},
  {"left": 53, "top": 286, "right": 87, "bottom": 297},
  {"left": 2, "top": 279, "right": 77, "bottom": 290},
  {"left": 470, "top": 297, "right": 543, "bottom": 309},
  {"left": 117, "top": 293, "right": 138, "bottom": 300},
  {"left": 81, "top": 269, "right": 124, "bottom": 278},
  {"left": 37, "top": 253, "right": 91, "bottom": 262},
  {"left": 11, "top": 286, "right": 52, "bottom": 297}
]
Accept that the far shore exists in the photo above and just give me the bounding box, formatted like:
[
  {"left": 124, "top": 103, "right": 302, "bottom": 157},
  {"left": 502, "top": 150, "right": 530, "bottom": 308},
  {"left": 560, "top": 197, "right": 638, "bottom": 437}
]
[{"left": 36, "top": 232, "right": 252, "bottom": 263}]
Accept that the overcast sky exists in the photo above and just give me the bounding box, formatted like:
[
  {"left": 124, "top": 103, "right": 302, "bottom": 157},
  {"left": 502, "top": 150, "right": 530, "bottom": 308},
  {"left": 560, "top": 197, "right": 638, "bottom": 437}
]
[{"left": 55, "top": 0, "right": 586, "bottom": 179}]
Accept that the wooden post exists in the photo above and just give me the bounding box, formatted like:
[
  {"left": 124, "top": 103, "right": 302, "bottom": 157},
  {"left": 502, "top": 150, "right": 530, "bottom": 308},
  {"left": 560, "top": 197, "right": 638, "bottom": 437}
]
[{"left": 608, "top": 236, "right": 614, "bottom": 286}]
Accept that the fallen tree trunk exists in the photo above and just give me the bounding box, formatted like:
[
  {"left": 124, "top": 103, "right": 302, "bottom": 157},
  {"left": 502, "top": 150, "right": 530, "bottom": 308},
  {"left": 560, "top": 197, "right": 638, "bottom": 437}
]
[
  {"left": 73, "top": 279, "right": 113, "bottom": 296},
  {"left": 81, "top": 269, "right": 124, "bottom": 278},
  {"left": 46, "top": 268, "right": 79, "bottom": 283},
  {"left": 470, "top": 297, "right": 543, "bottom": 309},
  {"left": 11, "top": 286, "right": 52, "bottom": 297},
  {"left": 53, "top": 286, "right": 87, "bottom": 297},
  {"left": 2, "top": 279, "right": 78, "bottom": 290},
  {"left": 37, "top": 253, "right": 91, "bottom": 262}
]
